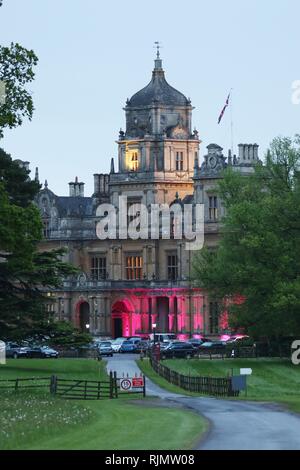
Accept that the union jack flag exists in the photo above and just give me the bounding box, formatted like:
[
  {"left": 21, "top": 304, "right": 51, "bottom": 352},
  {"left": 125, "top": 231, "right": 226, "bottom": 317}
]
[{"left": 218, "top": 93, "right": 230, "bottom": 124}]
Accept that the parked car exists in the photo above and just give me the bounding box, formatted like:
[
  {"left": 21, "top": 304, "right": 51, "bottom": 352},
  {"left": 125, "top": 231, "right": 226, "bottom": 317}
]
[
  {"left": 226, "top": 335, "right": 250, "bottom": 344},
  {"left": 149, "top": 333, "right": 177, "bottom": 343},
  {"left": 198, "top": 341, "right": 226, "bottom": 352},
  {"left": 119, "top": 340, "right": 137, "bottom": 353},
  {"left": 98, "top": 341, "right": 113, "bottom": 357},
  {"left": 160, "top": 340, "right": 181, "bottom": 350},
  {"left": 111, "top": 338, "right": 126, "bottom": 352},
  {"left": 187, "top": 339, "right": 204, "bottom": 349},
  {"left": 5, "top": 342, "right": 30, "bottom": 359},
  {"left": 161, "top": 342, "right": 197, "bottom": 359},
  {"left": 26, "top": 346, "right": 59, "bottom": 358}
]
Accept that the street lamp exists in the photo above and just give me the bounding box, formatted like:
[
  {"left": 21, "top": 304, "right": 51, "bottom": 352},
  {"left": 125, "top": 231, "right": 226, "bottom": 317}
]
[
  {"left": 152, "top": 322, "right": 157, "bottom": 345},
  {"left": 85, "top": 323, "right": 90, "bottom": 332}
]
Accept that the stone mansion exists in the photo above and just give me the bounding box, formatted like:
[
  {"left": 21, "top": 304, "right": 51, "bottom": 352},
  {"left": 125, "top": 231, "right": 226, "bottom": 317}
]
[{"left": 35, "top": 53, "right": 260, "bottom": 339}]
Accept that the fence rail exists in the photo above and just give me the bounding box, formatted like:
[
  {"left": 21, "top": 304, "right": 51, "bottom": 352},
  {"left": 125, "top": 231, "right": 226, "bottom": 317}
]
[
  {"left": 0, "top": 377, "right": 51, "bottom": 390},
  {"left": 0, "top": 372, "right": 146, "bottom": 399},
  {"left": 150, "top": 356, "right": 238, "bottom": 397}
]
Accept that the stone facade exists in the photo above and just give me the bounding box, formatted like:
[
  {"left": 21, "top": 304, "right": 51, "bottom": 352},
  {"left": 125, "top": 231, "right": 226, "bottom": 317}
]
[{"left": 35, "top": 55, "right": 260, "bottom": 339}]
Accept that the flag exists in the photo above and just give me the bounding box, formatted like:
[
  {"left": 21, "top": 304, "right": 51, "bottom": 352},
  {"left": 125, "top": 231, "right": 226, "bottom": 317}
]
[{"left": 218, "top": 92, "right": 230, "bottom": 124}]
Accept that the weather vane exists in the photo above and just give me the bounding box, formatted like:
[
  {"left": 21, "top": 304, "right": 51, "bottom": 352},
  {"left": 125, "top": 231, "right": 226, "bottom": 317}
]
[{"left": 154, "top": 41, "right": 162, "bottom": 59}]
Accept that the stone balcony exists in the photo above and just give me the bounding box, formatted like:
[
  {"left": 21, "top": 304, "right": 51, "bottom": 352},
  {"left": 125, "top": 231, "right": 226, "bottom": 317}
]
[{"left": 60, "top": 278, "right": 192, "bottom": 292}]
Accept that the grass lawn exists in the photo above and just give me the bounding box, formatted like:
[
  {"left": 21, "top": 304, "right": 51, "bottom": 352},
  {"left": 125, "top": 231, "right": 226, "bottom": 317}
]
[
  {"left": 139, "top": 358, "right": 300, "bottom": 413},
  {"left": 0, "top": 359, "right": 206, "bottom": 450}
]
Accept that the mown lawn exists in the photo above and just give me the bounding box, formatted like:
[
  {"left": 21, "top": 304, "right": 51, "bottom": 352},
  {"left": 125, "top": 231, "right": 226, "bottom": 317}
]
[
  {"left": 138, "top": 358, "right": 300, "bottom": 413},
  {"left": 0, "top": 359, "right": 206, "bottom": 450}
]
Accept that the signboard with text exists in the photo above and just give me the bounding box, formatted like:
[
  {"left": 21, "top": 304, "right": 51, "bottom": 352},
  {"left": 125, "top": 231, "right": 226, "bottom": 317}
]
[{"left": 132, "top": 377, "right": 144, "bottom": 388}]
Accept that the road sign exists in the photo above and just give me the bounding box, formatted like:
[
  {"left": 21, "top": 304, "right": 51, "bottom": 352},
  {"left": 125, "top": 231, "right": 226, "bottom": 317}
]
[
  {"left": 132, "top": 377, "right": 144, "bottom": 388},
  {"left": 240, "top": 368, "right": 252, "bottom": 376},
  {"left": 120, "top": 378, "right": 132, "bottom": 391}
]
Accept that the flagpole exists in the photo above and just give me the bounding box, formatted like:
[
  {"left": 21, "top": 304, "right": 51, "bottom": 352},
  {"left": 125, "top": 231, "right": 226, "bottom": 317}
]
[{"left": 230, "top": 88, "right": 234, "bottom": 154}]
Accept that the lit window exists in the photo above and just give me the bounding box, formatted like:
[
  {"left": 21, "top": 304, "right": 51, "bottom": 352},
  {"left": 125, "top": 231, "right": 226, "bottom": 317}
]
[
  {"left": 131, "top": 152, "right": 139, "bottom": 171},
  {"left": 126, "top": 256, "right": 143, "bottom": 280},
  {"left": 91, "top": 256, "right": 107, "bottom": 280},
  {"left": 176, "top": 152, "right": 184, "bottom": 171},
  {"left": 126, "top": 149, "right": 140, "bottom": 172},
  {"left": 167, "top": 254, "right": 178, "bottom": 281},
  {"left": 208, "top": 196, "right": 218, "bottom": 220}
]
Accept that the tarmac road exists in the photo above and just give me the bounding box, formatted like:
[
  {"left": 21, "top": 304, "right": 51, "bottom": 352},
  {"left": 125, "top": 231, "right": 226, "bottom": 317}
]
[{"left": 106, "top": 354, "right": 300, "bottom": 450}]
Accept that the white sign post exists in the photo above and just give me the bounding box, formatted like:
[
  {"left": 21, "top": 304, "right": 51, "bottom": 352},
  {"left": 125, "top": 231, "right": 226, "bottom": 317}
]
[
  {"left": 240, "top": 368, "right": 252, "bottom": 376},
  {"left": 240, "top": 368, "right": 252, "bottom": 397}
]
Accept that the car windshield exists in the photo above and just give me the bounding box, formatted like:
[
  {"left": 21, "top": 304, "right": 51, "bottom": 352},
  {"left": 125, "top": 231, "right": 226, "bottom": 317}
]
[
  {"left": 122, "top": 341, "right": 133, "bottom": 345},
  {"left": 100, "top": 342, "right": 111, "bottom": 347},
  {"left": 113, "top": 339, "right": 125, "bottom": 344}
]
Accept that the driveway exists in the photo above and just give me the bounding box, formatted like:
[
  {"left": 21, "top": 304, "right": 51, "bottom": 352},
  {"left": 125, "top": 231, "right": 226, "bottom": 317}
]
[{"left": 106, "top": 354, "right": 300, "bottom": 450}]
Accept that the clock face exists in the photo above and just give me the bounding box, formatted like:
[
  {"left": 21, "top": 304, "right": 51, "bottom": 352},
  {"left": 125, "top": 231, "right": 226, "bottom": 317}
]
[{"left": 209, "top": 155, "right": 217, "bottom": 168}]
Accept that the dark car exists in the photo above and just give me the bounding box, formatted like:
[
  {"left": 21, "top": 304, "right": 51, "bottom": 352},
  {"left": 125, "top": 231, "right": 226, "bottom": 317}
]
[
  {"left": 5, "top": 342, "right": 30, "bottom": 359},
  {"left": 198, "top": 341, "right": 226, "bottom": 352},
  {"left": 161, "top": 342, "right": 197, "bottom": 359},
  {"left": 26, "top": 346, "right": 59, "bottom": 358},
  {"left": 187, "top": 339, "right": 204, "bottom": 349},
  {"left": 119, "top": 340, "right": 137, "bottom": 353},
  {"left": 98, "top": 341, "right": 114, "bottom": 357}
]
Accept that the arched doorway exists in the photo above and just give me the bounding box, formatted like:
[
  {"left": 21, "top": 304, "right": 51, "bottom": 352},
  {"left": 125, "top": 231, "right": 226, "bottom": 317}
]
[
  {"left": 111, "top": 300, "right": 132, "bottom": 338},
  {"left": 78, "top": 301, "right": 90, "bottom": 332}
]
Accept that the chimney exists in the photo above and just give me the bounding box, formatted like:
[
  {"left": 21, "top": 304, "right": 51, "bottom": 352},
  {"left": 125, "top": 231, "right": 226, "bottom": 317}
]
[
  {"left": 110, "top": 157, "right": 115, "bottom": 174},
  {"left": 35, "top": 167, "right": 39, "bottom": 182},
  {"left": 238, "top": 144, "right": 259, "bottom": 163},
  {"left": 228, "top": 149, "right": 232, "bottom": 165},
  {"left": 69, "top": 176, "right": 84, "bottom": 197}
]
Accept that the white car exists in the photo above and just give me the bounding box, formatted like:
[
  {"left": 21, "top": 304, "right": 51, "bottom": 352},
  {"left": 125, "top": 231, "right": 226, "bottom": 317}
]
[{"left": 111, "top": 338, "right": 126, "bottom": 352}]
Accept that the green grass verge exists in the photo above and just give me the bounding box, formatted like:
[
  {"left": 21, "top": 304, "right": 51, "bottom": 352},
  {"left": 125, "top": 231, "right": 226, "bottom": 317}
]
[
  {"left": 0, "top": 359, "right": 206, "bottom": 450},
  {"left": 139, "top": 357, "right": 300, "bottom": 413}
]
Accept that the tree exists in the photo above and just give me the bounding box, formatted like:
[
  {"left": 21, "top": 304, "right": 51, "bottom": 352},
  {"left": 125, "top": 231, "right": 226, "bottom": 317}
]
[
  {"left": 193, "top": 135, "right": 300, "bottom": 340},
  {"left": 0, "top": 149, "right": 89, "bottom": 343},
  {"left": 0, "top": 43, "right": 38, "bottom": 138}
]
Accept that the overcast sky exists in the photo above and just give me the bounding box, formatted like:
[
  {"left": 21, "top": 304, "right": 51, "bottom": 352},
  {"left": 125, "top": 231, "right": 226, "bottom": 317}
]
[{"left": 1, "top": 0, "right": 299, "bottom": 195}]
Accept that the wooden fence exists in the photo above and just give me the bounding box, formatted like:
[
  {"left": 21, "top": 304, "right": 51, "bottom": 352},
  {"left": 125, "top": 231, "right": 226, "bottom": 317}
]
[
  {"left": 50, "top": 372, "right": 116, "bottom": 399},
  {"left": 150, "top": 356, "right": 238, "bottom": 397},
  {"left": 0, "top": 372, "right": 146, "bottom": 400},
  {"left": 0, "top": 377, "right": 51, "bottom": 391}
]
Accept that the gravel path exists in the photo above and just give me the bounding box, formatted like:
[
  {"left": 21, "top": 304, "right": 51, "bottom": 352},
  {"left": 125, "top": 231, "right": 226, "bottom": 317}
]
[{"left": 106, "top": 354, "right": 300, "bottom": 450}]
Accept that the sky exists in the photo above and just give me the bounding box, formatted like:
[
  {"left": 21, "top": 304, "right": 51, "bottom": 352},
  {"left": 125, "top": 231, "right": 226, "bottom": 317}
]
[{"left": 1, "top": 0, "right": 299, "bottom": 196}]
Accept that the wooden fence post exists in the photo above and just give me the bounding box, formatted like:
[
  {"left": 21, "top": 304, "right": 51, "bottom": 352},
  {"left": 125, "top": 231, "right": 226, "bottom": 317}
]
[
  {"left": 15, "top": 378, "right": 19, "bottom": 391},
  {"left": 113, "top": 371, "right": 118, "bottom": 399},
  {"left": 50, "top": 375, "right": 57, "bottom": 395},
  {"left": 143, "top": 375, "right": 146, "bottom": 397},
  {"left": 109, "top": 371, "right": 113, "bottom": 399}
]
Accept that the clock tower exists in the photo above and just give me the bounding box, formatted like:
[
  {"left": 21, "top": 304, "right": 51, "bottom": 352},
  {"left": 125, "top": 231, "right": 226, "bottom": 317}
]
[{"left": 109, "top": 51, "right": 201, "bottom": 209}]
